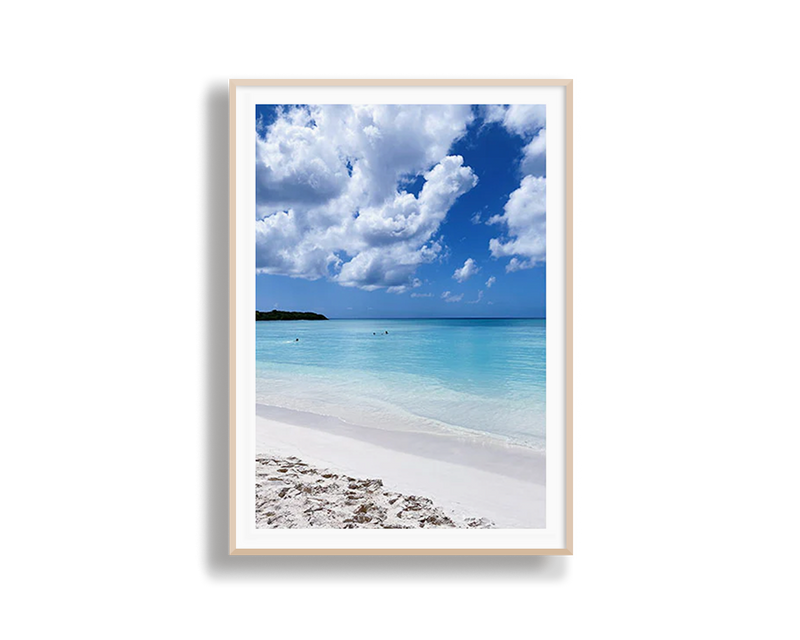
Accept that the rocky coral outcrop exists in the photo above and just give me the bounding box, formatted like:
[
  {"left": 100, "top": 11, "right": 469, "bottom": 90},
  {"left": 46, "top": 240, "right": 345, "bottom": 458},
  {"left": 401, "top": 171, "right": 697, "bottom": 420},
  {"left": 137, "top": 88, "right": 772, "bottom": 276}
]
[{"left": 256, "top": 455, "right": 493, "bottom": 529}]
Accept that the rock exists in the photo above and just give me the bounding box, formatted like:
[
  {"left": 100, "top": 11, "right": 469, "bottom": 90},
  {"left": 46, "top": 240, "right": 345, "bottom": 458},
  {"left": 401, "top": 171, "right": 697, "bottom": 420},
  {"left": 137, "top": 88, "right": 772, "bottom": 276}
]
[
  {"left": 255, "top": 453, "right": 494, "bottom": 530},
  {"left": 421, "top": 514, "right": 455, "bottom": 527},
  {"left": 466, "top": 517, "right": 494, "bottom": 528}
]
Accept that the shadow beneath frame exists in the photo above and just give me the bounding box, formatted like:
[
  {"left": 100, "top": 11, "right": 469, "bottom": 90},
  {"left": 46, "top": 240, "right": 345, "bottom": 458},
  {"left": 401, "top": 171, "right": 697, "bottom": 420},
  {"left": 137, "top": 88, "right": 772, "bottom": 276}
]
[{"left": 203, "top": 73, "right": 577, "bottom": 581}]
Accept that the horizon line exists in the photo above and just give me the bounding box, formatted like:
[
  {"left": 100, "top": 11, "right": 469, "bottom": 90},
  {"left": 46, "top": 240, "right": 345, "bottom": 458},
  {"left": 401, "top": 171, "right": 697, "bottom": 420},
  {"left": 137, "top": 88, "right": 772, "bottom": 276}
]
[
  {"left": 326, "top": 316, "right": 546, "bottom": 320},
  {"left": 256, "top": 309, "right": 546, "bottom": 320}
]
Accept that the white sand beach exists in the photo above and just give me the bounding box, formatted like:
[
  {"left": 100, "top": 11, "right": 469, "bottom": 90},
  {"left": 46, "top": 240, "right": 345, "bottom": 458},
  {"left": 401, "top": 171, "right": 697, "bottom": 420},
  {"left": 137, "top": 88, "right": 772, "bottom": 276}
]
[{"left": 256, "top": 404, "right": 546, "bottom": 528}]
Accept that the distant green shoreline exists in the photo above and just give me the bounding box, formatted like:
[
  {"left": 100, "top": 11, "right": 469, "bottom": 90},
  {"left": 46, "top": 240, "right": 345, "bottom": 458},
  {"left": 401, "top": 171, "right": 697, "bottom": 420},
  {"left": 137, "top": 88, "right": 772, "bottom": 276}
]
[
  {"left": 255, "top": 311, "right": 546, "bottom": 322},
  {"left": 256, "top": 310, "right": 328, "bottom": 321}
]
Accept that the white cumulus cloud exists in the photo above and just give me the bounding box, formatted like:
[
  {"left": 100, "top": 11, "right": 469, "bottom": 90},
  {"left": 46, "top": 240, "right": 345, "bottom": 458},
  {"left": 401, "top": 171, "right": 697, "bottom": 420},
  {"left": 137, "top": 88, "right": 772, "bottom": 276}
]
[
  {"left": 453, "top": 257, "right": 480, "bottom": 283},
  {"left": 484, "top": 104, "right": 544, "bottom": 134},
  {"left": 506, "top": 257, "right": 531, "bottom": 272},
  {"left": 520, "top": 128, "right": 546, "bottom": 177},
  {"left": 483, "top": 105, "right": 547, "bottom": 270},
  {"left": 486, "top": 276, "right": 496, "bottom": 288},
  {"left": 488, "top": 175, "right": 546, "bottom": 270},
  {"left": 255, "top": 105, "right": 477, "bottom": 292},
  {"left": 500, "top": 105, "right": 546, "bottom": 136},
  {"left": 466, "top": 290, "right": 484, "bottom": 304}
]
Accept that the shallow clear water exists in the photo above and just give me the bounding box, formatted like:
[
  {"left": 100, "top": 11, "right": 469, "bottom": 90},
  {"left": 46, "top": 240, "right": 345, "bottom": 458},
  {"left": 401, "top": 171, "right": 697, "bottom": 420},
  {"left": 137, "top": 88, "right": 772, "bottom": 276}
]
[{"left": 255, "top": 318, "right": 545, "bottom": 449}]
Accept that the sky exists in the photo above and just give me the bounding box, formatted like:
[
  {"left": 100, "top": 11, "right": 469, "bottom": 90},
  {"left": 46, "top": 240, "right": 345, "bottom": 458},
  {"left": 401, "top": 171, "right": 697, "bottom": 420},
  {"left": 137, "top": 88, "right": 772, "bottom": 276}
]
[{"left": 255, "top": 104, "right": 546, "bottom": 319}]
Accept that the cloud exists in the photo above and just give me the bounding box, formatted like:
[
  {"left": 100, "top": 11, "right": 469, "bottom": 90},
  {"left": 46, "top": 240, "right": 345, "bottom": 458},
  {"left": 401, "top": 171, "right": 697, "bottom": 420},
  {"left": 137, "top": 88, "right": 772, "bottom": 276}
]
[
  {"left": 453, "top": 258, "right": 480, "bottom": 283},
  {"left": 466, "top": 290, "right": 484, "bottom": 304},
  {"left": 500, "top": 105, "right": 546, "bottom": 137},
  {"left": 471, "top": 212, "right": 482, "bottom": 224},
  {"left": 410, "top": 292, "right": 433, "bottom": 298},
  {"left": 255, "top": 209, "right": 341, "bottom": 279},
  {"left": 441, "top": 291, "right": 464, "bottom": 303},
  {"left": 485, "top": 276, "right": 496, "bottom": 288},
  {"left": 482, "top": 106, "right": 547, "bottom": 270},
  {"left": 256, "top": 107, "right": 350, "bottom": 210},
  {"left": 488, "top": 175, "right": 546, "bottom": 270},
  {"left": 505, "top": 257, "right": 534, "bottom": 272},
  {"left": 520, "top": 128, "right": 546, "bottom": 177},
  {"left": 387, "top": 278, "right": 421, "bottom": 294},
  {"left": 483, "top": 105, "right": 546, "bottom": 178},
  {"left": 481, "top": 104, "right": 508, "bottom": 125},
  {"left": 332, "top": 238, "right": 435, "bottom": 291},
  {"left": 483, "top": 104, "right": 544, "bottom": 135},
  {"left": 255, "top": 105, "right": 477, "bottom": 291}
]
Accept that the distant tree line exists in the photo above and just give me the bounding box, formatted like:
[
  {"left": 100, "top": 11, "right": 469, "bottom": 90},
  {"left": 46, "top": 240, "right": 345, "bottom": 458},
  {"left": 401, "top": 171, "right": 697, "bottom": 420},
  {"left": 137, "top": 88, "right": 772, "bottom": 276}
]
[{"left": 256, "top": 310, "right": 328, "bottom": 321}]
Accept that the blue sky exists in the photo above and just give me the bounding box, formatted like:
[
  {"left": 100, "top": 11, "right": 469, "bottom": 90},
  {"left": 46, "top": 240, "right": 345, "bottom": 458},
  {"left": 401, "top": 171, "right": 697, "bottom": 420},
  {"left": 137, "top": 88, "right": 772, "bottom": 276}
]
[{"left": 255, "top": 104, "right": 546, "bottom": 318}]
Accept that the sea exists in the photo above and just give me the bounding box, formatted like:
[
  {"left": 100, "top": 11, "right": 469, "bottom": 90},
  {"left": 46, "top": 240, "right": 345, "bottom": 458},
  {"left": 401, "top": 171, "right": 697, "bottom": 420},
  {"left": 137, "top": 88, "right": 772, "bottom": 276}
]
[{"left": 255, "top": 318, "right": 546, "bottom": 451}]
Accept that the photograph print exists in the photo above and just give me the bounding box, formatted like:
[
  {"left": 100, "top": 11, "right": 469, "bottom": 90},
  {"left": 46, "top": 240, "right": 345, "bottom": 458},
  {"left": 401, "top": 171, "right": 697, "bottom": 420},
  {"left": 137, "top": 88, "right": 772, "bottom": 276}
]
[{"left": 253, "top": 104, "right": 547, "bottom": 530}]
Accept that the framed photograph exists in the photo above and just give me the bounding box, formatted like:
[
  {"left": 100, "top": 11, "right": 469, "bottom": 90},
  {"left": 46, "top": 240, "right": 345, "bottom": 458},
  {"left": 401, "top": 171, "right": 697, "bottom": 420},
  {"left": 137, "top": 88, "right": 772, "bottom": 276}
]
[{"left": 229, "top": 79, "right": 572, "bottom": 555}]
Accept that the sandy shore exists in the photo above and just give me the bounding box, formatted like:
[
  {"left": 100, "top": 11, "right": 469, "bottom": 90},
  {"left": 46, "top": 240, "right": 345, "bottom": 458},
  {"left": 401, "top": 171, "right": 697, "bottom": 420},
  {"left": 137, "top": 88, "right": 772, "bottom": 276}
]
[
  {"left": 256, "top": 454, "right": 493, "bottom": 528},
  {"left": 256, "top": 404, "right": 545, "bottom": 528}
]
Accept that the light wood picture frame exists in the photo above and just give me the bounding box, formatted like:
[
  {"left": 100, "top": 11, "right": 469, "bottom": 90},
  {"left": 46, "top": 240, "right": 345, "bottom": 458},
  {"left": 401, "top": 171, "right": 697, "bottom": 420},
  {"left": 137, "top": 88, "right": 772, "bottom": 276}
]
[{"left": 228, "top": 72, "right": 583, "bottom": 560}]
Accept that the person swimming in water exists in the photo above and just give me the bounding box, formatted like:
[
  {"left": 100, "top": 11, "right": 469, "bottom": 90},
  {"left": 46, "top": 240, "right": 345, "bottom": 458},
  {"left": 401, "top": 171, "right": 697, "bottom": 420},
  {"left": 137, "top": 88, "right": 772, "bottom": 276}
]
[{"left": 295, "top": 338, "right": 299, "bottom": 342}]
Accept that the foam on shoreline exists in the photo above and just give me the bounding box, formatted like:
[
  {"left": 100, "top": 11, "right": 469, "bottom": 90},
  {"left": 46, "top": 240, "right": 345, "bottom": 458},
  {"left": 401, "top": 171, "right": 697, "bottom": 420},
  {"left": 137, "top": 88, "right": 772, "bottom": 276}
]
[{"left": 256, "top": 404, "right": 545, "bottom": 528}]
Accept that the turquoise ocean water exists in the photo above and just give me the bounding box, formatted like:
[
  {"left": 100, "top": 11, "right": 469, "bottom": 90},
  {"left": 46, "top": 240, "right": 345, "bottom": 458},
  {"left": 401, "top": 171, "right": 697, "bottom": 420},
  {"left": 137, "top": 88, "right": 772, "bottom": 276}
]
[{"left": 255, "top": 318, "right": 546, "bottom": 450}]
